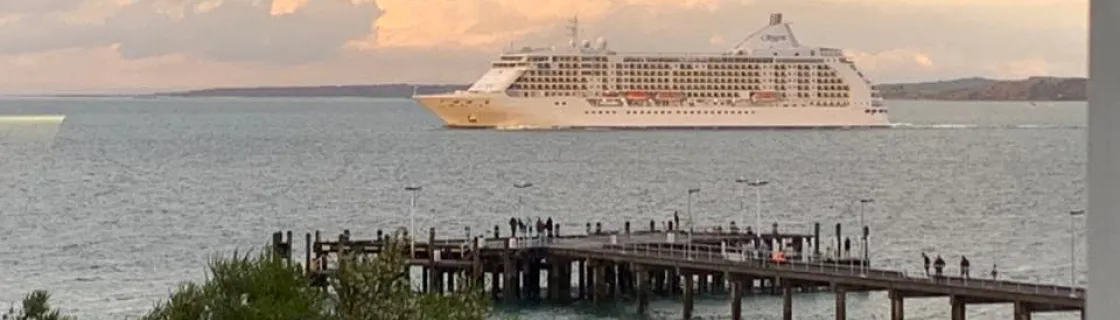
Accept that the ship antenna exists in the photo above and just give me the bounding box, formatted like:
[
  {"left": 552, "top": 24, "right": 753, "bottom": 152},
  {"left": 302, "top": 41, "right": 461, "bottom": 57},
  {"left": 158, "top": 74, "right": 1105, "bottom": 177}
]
[{"left": 567, "top": 16, "right": 580, "bottom": 48}]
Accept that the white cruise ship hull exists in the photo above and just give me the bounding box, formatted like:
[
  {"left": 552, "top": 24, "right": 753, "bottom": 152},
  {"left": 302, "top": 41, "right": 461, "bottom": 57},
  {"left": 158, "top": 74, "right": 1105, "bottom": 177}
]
[{"left": 413, "top": 93, "right": 890, "bottom": 129}]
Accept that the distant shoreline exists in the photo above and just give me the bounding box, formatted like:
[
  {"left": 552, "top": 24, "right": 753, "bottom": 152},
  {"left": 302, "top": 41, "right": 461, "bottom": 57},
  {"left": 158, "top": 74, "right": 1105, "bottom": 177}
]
[{"left": 18, "top": 76, "right": 1087, "bottom": 101}]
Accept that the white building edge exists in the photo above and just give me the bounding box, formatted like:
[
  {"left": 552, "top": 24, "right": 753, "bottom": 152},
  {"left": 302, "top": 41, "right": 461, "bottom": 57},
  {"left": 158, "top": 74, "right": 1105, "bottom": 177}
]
[{"left": 412, "top": 13, "right": 889, "bottom": 129}]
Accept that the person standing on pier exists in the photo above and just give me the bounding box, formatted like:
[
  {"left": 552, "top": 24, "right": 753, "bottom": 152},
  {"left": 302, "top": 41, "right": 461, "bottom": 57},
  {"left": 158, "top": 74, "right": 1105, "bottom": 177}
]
[
  {"left": 843, "top": 237, "right": 851, "bottom": 258},
  {"left": 934, "top": 255, "right": 945, "bottom": 277},
  {"left": 960, "top": 256, "right": 971, "bottom": 278},
  {"left": 990, "top": 264, "right": 998, "bottom": 279},
  {"left": 674, "top": 211, "right": 680, "bottom": 228},
  {"left": 922, "top": 252, "right": 931, "bottom": 276},
  {"left": 546, "top": 217, "right": 554, "bottom": 237}
]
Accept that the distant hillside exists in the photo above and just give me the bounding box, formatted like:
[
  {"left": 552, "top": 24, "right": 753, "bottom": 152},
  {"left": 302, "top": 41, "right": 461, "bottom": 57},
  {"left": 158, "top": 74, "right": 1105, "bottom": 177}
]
[
  {"left": 154, "top": 84, "right": 469, "bottom": 98},
  {"left": 875, "top": 76, "right": 1086, "bottom": 101},
  {"left": 146, "top": 76, "right": 1086, "bottom": 101}
]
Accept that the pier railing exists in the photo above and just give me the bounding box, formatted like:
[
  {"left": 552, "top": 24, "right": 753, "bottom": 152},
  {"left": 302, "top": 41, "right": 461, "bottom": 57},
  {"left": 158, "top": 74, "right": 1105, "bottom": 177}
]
[{"left": 603, "top": 242, "right": 1084, "bottom": 298}]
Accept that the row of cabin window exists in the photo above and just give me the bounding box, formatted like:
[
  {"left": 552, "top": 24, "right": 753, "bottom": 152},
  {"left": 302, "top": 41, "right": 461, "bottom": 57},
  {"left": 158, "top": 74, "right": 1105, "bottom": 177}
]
[
  {"left": 518, "top": 74, "right": 843, "bottom": 82},
  {"left": 610, "top": 63, "right": 831, "bottom": 70},
  {"left": 528, "top": 70, "right": 838, "bottom": 77},
  {"left": 515, "top": 77, "right": 845, "bottom": 85},
  {"left": 583, "top": 110, "right": 759, "bottom": 115},
  {"left": 552, "top": 63, "right": 831, "bottom": 70},
  {"left": 508, "top": 84, "right": 852, "bottom": 92}
]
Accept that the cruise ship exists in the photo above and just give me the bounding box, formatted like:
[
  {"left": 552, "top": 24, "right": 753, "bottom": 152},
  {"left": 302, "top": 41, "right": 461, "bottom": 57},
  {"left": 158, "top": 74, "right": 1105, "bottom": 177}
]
[{"left": 412, "top": 13, "right": 889, "bottom": 129}]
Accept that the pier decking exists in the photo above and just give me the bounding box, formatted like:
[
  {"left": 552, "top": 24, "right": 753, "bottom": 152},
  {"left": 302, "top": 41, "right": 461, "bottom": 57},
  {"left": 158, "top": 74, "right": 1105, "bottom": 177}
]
[{"left": 271, "top": 220, "right": 1084, "bottom": 320}]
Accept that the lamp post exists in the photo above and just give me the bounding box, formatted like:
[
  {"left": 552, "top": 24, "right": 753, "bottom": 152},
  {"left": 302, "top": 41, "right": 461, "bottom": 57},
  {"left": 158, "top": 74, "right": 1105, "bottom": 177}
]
[
  {"left": 405, "top": 186, "right": 422, "bottom": 258},
  {"left": 687, "top": 188, "right": 700, "bottom": 259},
  {"left": 1070, "top": 209, "right": 1084, "bottom": 293},
  {"left": 735, "top": 179, "right": 768, "bottom": 231},
  {"left": 514, "top": 182, "right": 533, "bottom": 242},
  {"left": 739, "top": 179, "right": 768, "bottom": 232},
  {"left": 858, "top": 198, "right": 873, "bottom": 275}
]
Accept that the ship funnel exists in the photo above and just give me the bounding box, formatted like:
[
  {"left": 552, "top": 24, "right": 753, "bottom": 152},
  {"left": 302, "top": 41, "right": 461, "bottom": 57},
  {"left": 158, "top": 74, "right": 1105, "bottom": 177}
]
[{"left": 769, "top": 13, "right": 783, "bottom": 26}]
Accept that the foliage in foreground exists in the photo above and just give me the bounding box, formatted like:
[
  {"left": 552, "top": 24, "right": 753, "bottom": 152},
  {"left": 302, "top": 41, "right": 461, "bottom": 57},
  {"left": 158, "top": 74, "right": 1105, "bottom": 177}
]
[
  {"left": 2, "top": 290, "right": 75, "bottom": 320},
  {"left": 8, "top": 230, "right": 490, "bottom": 320}
]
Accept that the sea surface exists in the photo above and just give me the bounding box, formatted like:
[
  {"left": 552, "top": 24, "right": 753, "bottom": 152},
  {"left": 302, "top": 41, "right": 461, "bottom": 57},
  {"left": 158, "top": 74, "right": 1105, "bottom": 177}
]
[{"left": 0, "top": 97, "right": 1086, "bottom": 319}]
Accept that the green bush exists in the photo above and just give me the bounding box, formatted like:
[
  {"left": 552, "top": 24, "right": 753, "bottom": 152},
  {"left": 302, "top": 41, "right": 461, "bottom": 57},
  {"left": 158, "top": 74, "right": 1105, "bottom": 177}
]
[
  {"left": 8, "top": 230, "right": 491, "bottom": 320},
  {"left": 3, "top": 290, "right": 75, "bottom": 320}
]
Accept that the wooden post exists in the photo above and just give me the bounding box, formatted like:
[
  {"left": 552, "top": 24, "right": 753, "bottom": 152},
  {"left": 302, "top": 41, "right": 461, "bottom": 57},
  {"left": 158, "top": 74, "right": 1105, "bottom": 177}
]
[
  {"left": 698, "top": 273, "right": 709, "bottom": 294},
  {"left": 271, "top": 232, "right": 282, "bottom": 256},
  {"left": 950, "top": 295, "right": 966, "bottom": 320},
  {"left": 490, "top": 270, "right": 499, "bottom": 300},
  {"left": 428, "top": 228, "right": 439, "bottom": 293},
  {"left": 285, "top": 231, "right": 293, "bottom": 262},
  {"left": 640, "top": 264, "right": 649, "bottom": 313},
  {"left": 683, "top": 273, "right": 694, "bottom": 320},
  {"left": 730, "top": 278, "right": 743, "bottom": 320},
  {"left": 654, "top": 269, "right": 666, "bottom": 295},
  {"left": 667, "top": 267, "right": 676, "bottom": 295},
  {"left": 559, "top": 258, "right": 572, "bottom": 303},
  {"left": 744, "top": 276, "right": 754, "bottom": 295},
  {"left": 591, "top": 260, "right": 604, "bottom": 303},
  {"left": 1014, "top": 301, "right": 1032, "bottom": 320},
  {"left": 889, "top": 290, "right": 904, "bottom": 320},
  {"left": 471, "top": 237, "right": 482, "bottom": 287},
  {"left": 304, "top": 233, "right": 312, "bottom": 274},
  {"left": 636, "top": 264, "right": 649, "bottom": 314},
  {"left": 547, "top": 258, "right": 558, "bottom": 301},
  {"left": 447, "top": 271, "right": 456, "bottom": 293},
  {"left": 577, "top": 259, "right": 586, "bottom": 300},
  {"left": 835, "top": 285, "right": 846, "bottom": 320},
  {"left": 314, "top": 231, "right": 324, "bottom": 271},
  {"left": 834, "top": 223, "right": 842, "bottom": 259},
  {"left": 813, "top": 222, "right": 821, "bottom": 259},
  {"left": 503, "top": 238, "right": 517, "bottom": 302},
  {"left": 782, "top": 279, "right": 792, "bottom": 320}
]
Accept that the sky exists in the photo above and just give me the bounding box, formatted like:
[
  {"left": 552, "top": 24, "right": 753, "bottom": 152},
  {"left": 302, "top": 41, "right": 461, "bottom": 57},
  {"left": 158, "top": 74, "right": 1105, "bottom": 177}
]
[{"left": 0, "top": 0, "right": 1088, "bottom": 94}]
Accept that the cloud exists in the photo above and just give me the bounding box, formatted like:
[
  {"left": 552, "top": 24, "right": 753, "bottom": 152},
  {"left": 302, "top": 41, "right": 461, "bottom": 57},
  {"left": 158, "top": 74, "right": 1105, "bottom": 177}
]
[
  {"left": 0, "top": 0, "right": 1090, "bottom": 92},
  {"left": 846, "top": 48, "right": 935, "bottom": 73},
  {"left": 0, "top": 0, "right": 380, "bottom": 63},
  {"left": 0, "top": 44, "right": 492, "bottom": 93},
  {"left": 986, "top": 58, "right": 1053, "bottom": 79}
]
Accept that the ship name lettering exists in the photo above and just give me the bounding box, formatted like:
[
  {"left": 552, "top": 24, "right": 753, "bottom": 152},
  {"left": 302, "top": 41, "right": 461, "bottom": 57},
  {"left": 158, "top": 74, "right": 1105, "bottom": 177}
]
[{"left": 762, "top": 34, "right": 787, "bottom": 42}]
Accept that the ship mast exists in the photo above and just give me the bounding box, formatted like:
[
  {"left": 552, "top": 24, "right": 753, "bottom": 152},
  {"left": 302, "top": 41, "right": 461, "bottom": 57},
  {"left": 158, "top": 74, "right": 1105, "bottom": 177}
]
[{"left": 567, "top": 16, "right": 580, "bottom": 48}]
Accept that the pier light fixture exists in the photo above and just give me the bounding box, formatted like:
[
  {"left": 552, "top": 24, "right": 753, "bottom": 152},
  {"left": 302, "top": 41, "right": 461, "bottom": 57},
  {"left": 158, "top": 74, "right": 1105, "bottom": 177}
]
[
  {"left": 736, "top": 179, "right": 769, "bottom": 232},
  {"left": 857, "top": 198, "right": 873, "bottom": 275},
  {"left": 405, "top": 186, "right": 422, "bottom": 257},
  {"left": 514, "top": 182, "right": 534, "bottom": 241},
  {"left": 687, "top": 188, "right": 700, "bottom": 259},
  {"left": 1070, "top": 209, "right": 1085, "bottom": 295}
]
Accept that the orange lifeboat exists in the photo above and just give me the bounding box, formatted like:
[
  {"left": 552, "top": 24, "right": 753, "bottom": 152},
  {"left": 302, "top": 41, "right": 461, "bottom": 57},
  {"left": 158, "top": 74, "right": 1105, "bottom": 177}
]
[
  {"left": 602, "top": 91, "right": 619, "bottom": 97},
  {"left": 625, "top": 91, "right": 649, "bottom": 100},
  {"left": 654, "top": 91, "right": 684, "bottom": 101},
  {"left": 750, "top": 91, "right": 780, "bottom": 103}
]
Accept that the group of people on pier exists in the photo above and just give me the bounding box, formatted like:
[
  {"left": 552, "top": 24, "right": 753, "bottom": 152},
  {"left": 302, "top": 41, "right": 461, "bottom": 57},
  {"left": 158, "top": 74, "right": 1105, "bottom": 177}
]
[
  {"left": 922, "top": 252, "right": 998, "bottom": 280},
  {"left": 509, "top": 216, "right": 558, "bottom": 245}
]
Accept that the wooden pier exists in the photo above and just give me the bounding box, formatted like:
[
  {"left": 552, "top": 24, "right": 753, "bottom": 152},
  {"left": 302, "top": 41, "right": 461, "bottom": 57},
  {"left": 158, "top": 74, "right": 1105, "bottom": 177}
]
[{"left": 270, "top": 220, "right": 1085, "bottom": 320}]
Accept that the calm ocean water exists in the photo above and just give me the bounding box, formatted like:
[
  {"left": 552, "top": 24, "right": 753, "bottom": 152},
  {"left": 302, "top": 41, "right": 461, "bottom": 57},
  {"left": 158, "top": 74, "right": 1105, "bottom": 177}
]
[{"left": 0, "top": 97, "right": 1086, "bottom": 319}]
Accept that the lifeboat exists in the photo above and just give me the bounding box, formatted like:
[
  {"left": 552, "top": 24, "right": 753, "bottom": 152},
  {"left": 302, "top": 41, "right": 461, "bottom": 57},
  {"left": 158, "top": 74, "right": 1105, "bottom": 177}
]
[
  {"left": 602, "top": 91, "right": 619, "bottom": 98},
  {"left": 750, "top": 91, "right": 780, "bottom": 103},
  {"left": 624, "top": 91, "right": 650, "bottom": 100},
  {"left": 654, "top": 92, "right": 684, "bottom": 101}
]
